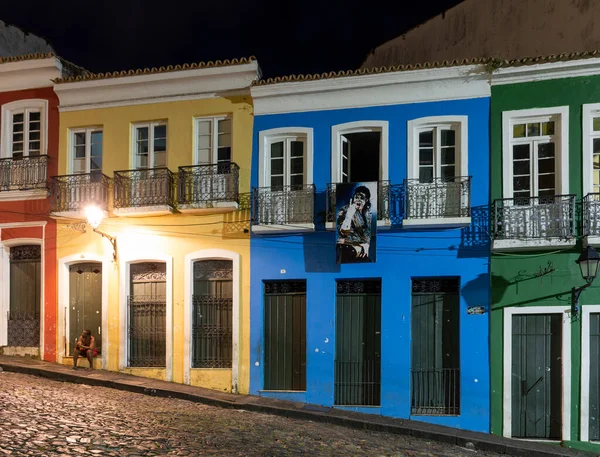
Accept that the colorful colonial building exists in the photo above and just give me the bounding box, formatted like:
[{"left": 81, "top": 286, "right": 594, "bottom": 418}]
[
  {"left": 249, "top": 63, "right": 492, "bottom": 432},
  {"left": 489, "top": 54, "right": 600, "bottom": 451},
  {"left": 50, "top": 58, "right": 259, "bottom": 393},
  {"left": 0, "top": 53, "right": 81, "bottom": 362}
]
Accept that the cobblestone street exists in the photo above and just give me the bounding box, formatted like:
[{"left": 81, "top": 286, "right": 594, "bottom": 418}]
[{"left": 0, "top": 371, "right": 506, "bottom": 456}]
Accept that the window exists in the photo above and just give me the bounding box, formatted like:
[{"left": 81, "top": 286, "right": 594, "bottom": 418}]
[
  {"left": 1, "top": 99, "right": 48, "bottom": 159},
  {"left": 133, "top": 122, "right": 167, "bottom": 169},
  {"left": 331, "top": 121, "right": 388, "bottom": 183},
  {"left": 71, "top": 128, "right": 103, "bottom": 174},
  {"left": 195, "top": 117, "right": 232, "bottom": 167},
  {"left": 267, "top": 135, "right": 306, "bottom": 190},
  {"left": 264, "top": 280, "right": 306, "bottom": 391},
  {"left": 501, "top": 107, "right": 568, "bottom": 199},
  {"left": 582, "top": 104, "right": 600, "bottom": 196},
  {"left": 411, "top": 277, "right": 460, "bottom": 415},
  {"left": 407, "top": 116, "right": 467, "bottom": 182}
]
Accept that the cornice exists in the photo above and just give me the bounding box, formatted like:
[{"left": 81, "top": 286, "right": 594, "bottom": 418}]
[
  {"left": 0, "top": 57, "right": 62, "bottom": 92},
  {"left": 492, "top": 57, "right": 600, "bottom": 85}
]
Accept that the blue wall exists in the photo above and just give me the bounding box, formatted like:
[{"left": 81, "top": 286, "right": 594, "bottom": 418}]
[{"left": 249, "top": 97, "right": 491, "bottom": 432}]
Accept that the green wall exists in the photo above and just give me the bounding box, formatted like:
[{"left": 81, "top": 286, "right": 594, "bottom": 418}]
[{"left": 490, "top": 75, "right": 600, "bottom": 442}]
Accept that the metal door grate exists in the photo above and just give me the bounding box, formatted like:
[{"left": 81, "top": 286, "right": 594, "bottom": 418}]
[{"left": 127, "top": 295, "right": 166, "bottom": 367}]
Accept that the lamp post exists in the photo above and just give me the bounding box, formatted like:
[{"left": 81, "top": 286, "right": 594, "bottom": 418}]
[
  {"left": 84, "top": 205, "right": 117, "bottom": 262},
  {"left": 572, "top": 245, "right": 600, "bottom": 316}
]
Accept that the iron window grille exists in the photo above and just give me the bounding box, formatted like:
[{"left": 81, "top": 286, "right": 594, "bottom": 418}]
[
  {"left": 114, "top": 168, "right": 175, "bottom": 209},
  {"left": 127, "top": 295, "right": 166, "bottom": 367},
  {"left": 411, "top": 277, "right": 460, "bottom": 416},
  {"left": 0, "top": 155, "right": 48, "bottom": 192},
  {"left": 252, "top": 184, "right": 315, "bottom": 226},
  {"left": 326, "top": 181, "right": 391, "bottom": 224},
  {"left": 404, "top": 176, "right": 471, "bottom": 220},
  {"left": 178, "top": 163, "right": 239, "bottom": 207},
  {"left": 584, "top": 193, "right": 600, "bottom": 238},
  {"left": 493, "top": 194, "right": 575, "bottom": 240},
  {"left": 50, "top": 172, "right": 110, "bottom": 213}
]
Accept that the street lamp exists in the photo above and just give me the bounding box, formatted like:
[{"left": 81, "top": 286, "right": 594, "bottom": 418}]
[
  {"left": 84, "top": 205, "right": 117, "bottom": 262},
  {"left": 572, "top": 245, "right": 600, "bottom": 316}
]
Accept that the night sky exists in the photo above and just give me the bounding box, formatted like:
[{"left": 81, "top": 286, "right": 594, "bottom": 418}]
[{"left": 0, "top": 0, "right": 463, "bottom": 79}]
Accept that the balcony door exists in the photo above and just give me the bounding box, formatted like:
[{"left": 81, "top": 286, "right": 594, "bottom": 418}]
[
  {"left": 194, "top": 117, "right": 232, "bottom": 201},
  {"left": 130, "top": 123, "right": 168, "bottom": 207}
]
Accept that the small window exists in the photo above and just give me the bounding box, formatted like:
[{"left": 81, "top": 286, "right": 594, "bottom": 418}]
[
  {"left": 133, "top": 122, "right": 167, "bottom": 169},
  {"left": 1, "top": 100, "right": 48, "bottom": 160},
  {"left": 71, "top": 128, "right": 103, "bottom": 174},
  {"left": 195, "top": 117, "right": 232, "bottom": 166}
]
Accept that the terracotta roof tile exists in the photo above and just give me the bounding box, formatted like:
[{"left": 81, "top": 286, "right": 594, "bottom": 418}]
[
  {"left": 53, "top": 56, "right": 257, "bottom": 84},
  {"left": 0, "top": 52, "right": 56, "bottom": 64}
]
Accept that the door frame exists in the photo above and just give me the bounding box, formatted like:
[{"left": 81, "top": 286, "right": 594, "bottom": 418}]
[
  {"left": 57, "top": 253, "right": 109, "bottom": 369},
  {"left": 502, "top": 306, "right": 571, "bottom": 440},
  {"left": 183, "top": 249, "right": 240, "bottom": 392},
  {"left": 580, "top": 304, "right": 600, "bottom": 442}
]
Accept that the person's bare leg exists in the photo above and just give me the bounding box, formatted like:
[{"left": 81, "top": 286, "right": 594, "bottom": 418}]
[
  {"left": 73, "top": 349, "right": 80, "bottom": 369},
  {"left": 86, "top": 351, "right": 93, "bottom": 369}
]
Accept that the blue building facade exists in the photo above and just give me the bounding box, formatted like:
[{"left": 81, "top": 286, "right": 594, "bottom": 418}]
[{"left": 249, "top": 66, "right": 492, "bottom": 432}]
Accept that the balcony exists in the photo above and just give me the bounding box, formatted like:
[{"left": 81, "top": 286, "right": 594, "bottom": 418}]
[
  {"left": 252, "top": 184, "right": 315, "bottom": 233},
  {"left": 403, "top": 176, "right": 471, "bottom": 228},
  {"left": 493, "top": 194, "right": 576, "bottom": 251},
  {"left": 0, "top": 155, "right": 48, "bottom": 200},
  {"left": 50, "top": 172, "right": 110, "bottom": 218},
  {"left": 178, "top": 163, "right": 239, "bottom": 214},
  {"left": 584, "top": 193, "right": 600, "bottom": 246},
  {"left": 325, "top": 181, "right": 391, "bottom": 230},
  {"left": 113, "top": 168, "right": 175, "bottom": 216}
]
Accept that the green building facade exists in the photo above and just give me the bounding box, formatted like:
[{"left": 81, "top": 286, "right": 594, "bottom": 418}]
[{"left": 490, "top": 58, "right": 600, "bottom": 452}]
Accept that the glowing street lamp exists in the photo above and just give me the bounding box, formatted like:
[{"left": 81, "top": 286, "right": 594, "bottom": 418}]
[{"left": 84, "top": 205, "right": 117, "bottom": 262}]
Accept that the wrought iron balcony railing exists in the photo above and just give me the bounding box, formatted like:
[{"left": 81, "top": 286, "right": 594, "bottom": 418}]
[
  {"left": 493, "top": 194, "right": 576, "bottom": 240},
  {"left": 50, "top": 172, "right": 110, "bottom": 213},
  {"left": 252, "top": 184, "right": 315, "bottom": 226},
  {"left": 114, "top": 168, "right": 175, "bottom": 209},
  {"left": 584, "top": 193, "right": 600, "bottom": 238},
  {"left": 178, "top": 163, "right": 239, "bottom": 207},
  {"left": 404, "top": 176, "right": 471, "bottom": 220},
  {"left": 325, "top": 181, "right": 391, "bottom": 225},
  {"left": 0, "top": 155, "right": 48, "bottom": 191}
]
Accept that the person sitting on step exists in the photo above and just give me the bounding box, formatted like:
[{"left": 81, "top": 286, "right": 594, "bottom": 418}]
[{"left": 73, "top": 329, "right": 97, "bottom": 370}]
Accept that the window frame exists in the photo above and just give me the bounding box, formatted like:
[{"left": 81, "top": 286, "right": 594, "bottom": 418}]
[
  {"left": 0, "top": 99, "right": 49, "bottom": 159},
  {"left": 331, "top": 121, "right": 389, "bottom": 183},
  {"left": 258, "top": 127, "right": 314, "bottom": 189},
  {"left": 582, "top": 103, "right": 600, "bottom": 196},
  {"left": 501, "top": 107, "right": 569, "bottom": 199},
  {"left": 193, "top": 116, "right": 233, "bottom": 166},
  {"left": 69, "top": 127, "right": 103, "bottom": 175},
  {"left": 131, "top": 121, "right": 168, "bottom": 169},
  {"left": 407, "top": 116, "right": 467, "bottom": 182}
]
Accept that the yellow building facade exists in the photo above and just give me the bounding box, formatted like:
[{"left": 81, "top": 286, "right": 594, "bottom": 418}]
[{"left": 51, "top": 59, "right": 259, "bottom": 394}]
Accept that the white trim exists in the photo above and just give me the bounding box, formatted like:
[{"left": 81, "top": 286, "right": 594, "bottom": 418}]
[
  {"left": 56, "top": 253, "right": 110, "bottom": 369},
  {"left": 402, "top": 217, "right": 471, "bottom": 228},
  {"left": 330, "top": 121, "right": 389, "bottom": 183},
  {"left": 0, "top": 189, "right": 48, "bottom": 201},
  {"left": 258, "top": 127, "right": 314, "bottom": 188},
  {"left": 251, "top": 65, "right": 490, "bottom": 115},
  {"left": 493, "top": 238, "right": 576, "bottom": 251},
  {"left": 0, "top": 238, "right": 44, "bottom": 358},
  {"left": 580, "top": 304, "right": 600, "bottom": 442},
  {"left": 119, "top": 252, "right": 173, "bottom": 381},
  {"left": 192, "top": 115, "right": 232, "bottom": 165},
  {"left": 582, "top": 103, "right": 600, "bottom": 197},
  {"left": 0, "top": 57, "right": 61, "bottom": 92},
  {"left": 1, "top": 99, "right": 49, "bottom": 159},
  {"left": 183, "top": 249, "right": 240, "bottom": 392},
  {"left": 252, "top": 223, "right": 315, "bottom": 234},
  {"left": 502, "top": 306, "right": 571, "bottom": 440},
  {"left": 0, "top": 221, "right": 47, "bottom": 228},
  {"left": 55, "top": 62, "right": 259, "bottom": 111},
  {"left": 501, "top": 106, "right": 570, "bottom": 199},
  {"left": 493, "top": 58, "right": 600, "bottom": 86}
]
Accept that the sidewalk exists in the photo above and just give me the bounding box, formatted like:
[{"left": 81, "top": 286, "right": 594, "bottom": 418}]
[{"left": 0, "top": 355, "right": 594, "bottom": 457}]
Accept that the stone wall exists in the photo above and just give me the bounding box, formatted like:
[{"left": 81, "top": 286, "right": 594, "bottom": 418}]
[{"left": 0, "top": 20, "right": 54, "bottom": 57}]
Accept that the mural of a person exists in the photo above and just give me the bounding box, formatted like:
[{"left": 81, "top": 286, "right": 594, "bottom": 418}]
[{"left": 336, "top": 185, "right": 374, "bottom": 263}]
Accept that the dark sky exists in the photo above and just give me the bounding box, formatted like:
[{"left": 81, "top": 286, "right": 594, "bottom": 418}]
[{"left": 0, "top": 0, "right": 463, "bottom": 79}]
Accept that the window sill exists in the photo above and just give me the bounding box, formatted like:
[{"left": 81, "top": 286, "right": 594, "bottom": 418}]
[
  {"left": 252, "top": 223, "right": 315, "bottom": 234},
  {"left": 492, "top": 238, "right": 576, "bottom": 251},
  {"left": 178, "top": 201, "right": 238, "bottom": 214},
  {"left": 403, "top": 216, "right": 470, "bottom": 229},
  {"left": 325, "top": 219, "right": 392, "bottom": 231},
  {"left": 259, "top": 390, "right": 307, "bottom": 393},
  {"left": 584, "top": 235, "right": 600, "bottom": 248},
  {"left": 0, "top": 188, "right": 48, "bottom": 202},
  {"left": 113, "top": 205, "right": 175, "bottom": 217}
]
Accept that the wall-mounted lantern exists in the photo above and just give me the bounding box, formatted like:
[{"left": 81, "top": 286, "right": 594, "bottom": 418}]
[
  {"left": 572, "top": 246, "right": 600, "bottom": 317},
  {"left": 84, "top": 205, "right": 117, "bottom": 262}
]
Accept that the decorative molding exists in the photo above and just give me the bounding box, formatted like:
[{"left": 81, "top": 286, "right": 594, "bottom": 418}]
[
  {"left": 0, "top": 57, "right": 61, "bottom": 92},
  {"left": 0, "top": 189, "right": 49, "bottom": 201},
  {"left": 9, "top": 245, "right": 41, "bottom": 261},
  {"left": 193, "top": 260, "right": 233, "bottom": 280},
  {"left": 130, "top": 262, "right": 167, "bottom": 282},
  {"left": 492, "top": 57, "right": 600, "bottom": 86}
]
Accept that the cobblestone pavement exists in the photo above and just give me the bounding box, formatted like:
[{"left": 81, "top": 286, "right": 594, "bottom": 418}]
[{"left": 0, "top": 371, "right": 505, "bottom": 457}]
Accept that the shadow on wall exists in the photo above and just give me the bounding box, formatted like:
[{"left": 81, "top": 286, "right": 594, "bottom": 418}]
[
  {"left": 458, "top": 205, "right": 490, "bottom": 259},
  {"left": 461, "top": 273, "right": 490, "bottom": 312},
  {"left": 303, "top": 231, "right": 340, "bottom": 273}
]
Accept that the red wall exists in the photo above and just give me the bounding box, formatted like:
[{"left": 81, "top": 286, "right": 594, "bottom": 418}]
[{"left": 0, "top": 86, "right": 59, "bottom": 361}]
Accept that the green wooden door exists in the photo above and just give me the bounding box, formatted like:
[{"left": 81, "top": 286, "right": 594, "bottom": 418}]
[
  {"left": 511, "top": 314, "right": 562, "bottom": 439},
  {"left": 7, "top": 245, "right": 41, "bottom": 347},
  {"left": 69, "top": 263, "right": 102, "bottom": 355},
  {"left": 590, "top": 313, "right": 600, "bottom": 440}
]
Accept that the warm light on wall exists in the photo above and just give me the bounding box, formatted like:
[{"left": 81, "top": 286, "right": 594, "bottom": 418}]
[{"left": 85, "top": 205, "right": 105, "bottom": 230}]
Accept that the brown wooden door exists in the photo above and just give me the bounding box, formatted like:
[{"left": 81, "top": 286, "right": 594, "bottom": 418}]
[{"left": 69, "top": 263, "right": 102, "bottom": 355}]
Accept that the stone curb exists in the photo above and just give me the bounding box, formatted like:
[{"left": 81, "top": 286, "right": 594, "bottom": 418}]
[{"left": 0, "top": 360, "right": 595, "bottom": 457}]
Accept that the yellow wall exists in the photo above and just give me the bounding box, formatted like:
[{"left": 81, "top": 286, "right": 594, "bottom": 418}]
[{"left": 56, "top": 94, "right": 253, "bottom": 393}]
